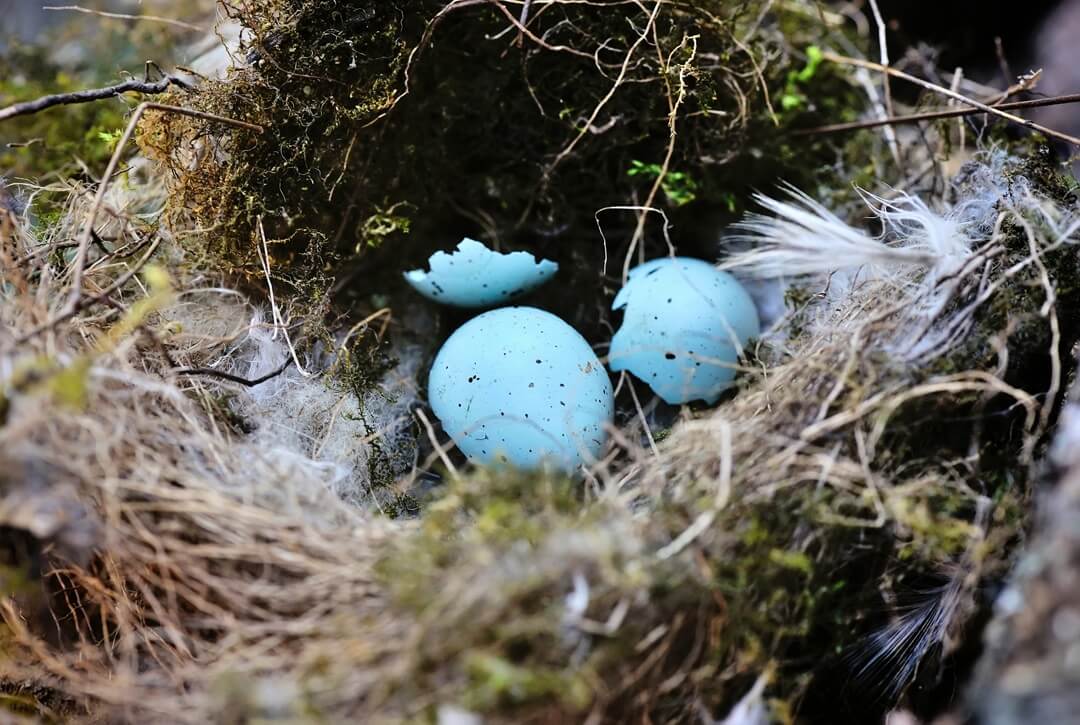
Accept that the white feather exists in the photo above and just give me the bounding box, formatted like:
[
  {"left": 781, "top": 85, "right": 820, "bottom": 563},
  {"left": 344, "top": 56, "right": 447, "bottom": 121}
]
[{"left": 723, "top": 184, "right": 972, "bottom": 287}]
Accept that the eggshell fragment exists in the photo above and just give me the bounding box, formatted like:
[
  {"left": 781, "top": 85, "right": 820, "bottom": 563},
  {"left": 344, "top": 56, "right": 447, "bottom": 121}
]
[
  {"left": 428, "top": 307, "right": 613, "bottom": 470},
  {"left": 609, "top": 257, "right": 760, "bottom": 405},
  {"left": 404, "top": 238, "right": 558, "bottom": 308}
]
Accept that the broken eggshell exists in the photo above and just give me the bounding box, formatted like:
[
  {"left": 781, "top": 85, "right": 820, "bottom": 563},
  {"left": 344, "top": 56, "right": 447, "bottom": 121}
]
[
  {"left": 404, "top": 237, "right": 558, "bottom": 308},
  {"left": 609, "top": 257, "right": 760, "bottom": 405},
  {"left": 428, "top": 306, "right": 613, "bottom": 471}
]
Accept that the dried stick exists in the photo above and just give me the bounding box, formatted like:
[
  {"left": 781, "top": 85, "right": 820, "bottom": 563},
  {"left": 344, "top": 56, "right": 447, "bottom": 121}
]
[
  {"left": 793, "top": 92, "right": 1080, "bottom": 136},
  {"left": 43, "top": 5, "right": 205, "bottom": 32},
  {"left": 174, "top": 359, "right": 294, "bottom": 387},
  {"left": 415, "top": 408, "right": 461, "bottom": 479},
  {"left": 866, "top": 0, "right": 900, "bottom": 164},
  {"left": 822, "top": 51, "right": 1080, "bottom": 146},
  {"left": 622, "top": 12, "right": 691, "bottom": 281},
  {"left": 547, "top": 0, "right": 664, "bottom": 177},
  {"left": 0, "top": 65, "right": 193, "bottom": 122}
]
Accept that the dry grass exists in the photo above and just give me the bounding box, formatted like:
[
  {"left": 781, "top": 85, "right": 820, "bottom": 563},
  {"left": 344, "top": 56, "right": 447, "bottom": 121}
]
[{"left": 2, "top": 144, "right": 1077, "bottom": 722}]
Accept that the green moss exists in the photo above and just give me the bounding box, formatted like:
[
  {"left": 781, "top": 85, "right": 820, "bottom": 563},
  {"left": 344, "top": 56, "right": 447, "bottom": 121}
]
[
  {"left": 462, "top": 652, "right": 591, "bottom": 712},
  {"left": 377, "top": 471, "right": 679, "bottom": 717},
  {"left": 329, "top": 325, "right": 403, "bottom": 507},
  {"left": 151, "top": 1, "right": 863, "bottom": 305}
]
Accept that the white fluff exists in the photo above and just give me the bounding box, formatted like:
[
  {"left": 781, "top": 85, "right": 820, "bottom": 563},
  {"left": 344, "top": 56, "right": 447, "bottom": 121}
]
[
  {"left": 724, "top": 184, "right": 971, "bottom": 288},
  {"left": 718, "top": 167, "right": 1031, "bottom": 362},
  {"left": 231, "top": 310, "right": 425, "bottom": 510},
  {"left": 161, "top": 294, "right": 430, "bottom": 511}
]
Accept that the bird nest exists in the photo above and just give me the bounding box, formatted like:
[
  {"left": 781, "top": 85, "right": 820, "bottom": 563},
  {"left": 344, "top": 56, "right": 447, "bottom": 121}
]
[{"left": 2, "top": 2, "right": 1079, "bottom": 724}]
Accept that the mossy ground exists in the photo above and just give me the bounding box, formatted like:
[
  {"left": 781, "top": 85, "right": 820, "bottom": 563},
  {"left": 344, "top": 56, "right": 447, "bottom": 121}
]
[{"left": 1, "top": 4, "right": 207, "bottom": 175}]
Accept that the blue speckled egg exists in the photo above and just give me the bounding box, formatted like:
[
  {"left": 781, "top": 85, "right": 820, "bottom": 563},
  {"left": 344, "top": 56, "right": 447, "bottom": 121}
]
[
  {"left": 609, "top": 257, "right": 760, "bottom": 405},
  {"left": 428, "top": 307, "right": 613, "bottom": 470},
  {"left": 405, "top": 238, "right": 558, "bottom": 308}
]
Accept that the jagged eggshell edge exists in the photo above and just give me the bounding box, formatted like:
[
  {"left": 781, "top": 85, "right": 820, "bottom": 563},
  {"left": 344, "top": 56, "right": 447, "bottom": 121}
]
[{"left": 404, "top": 238, "right": 558, "bottom": 308}]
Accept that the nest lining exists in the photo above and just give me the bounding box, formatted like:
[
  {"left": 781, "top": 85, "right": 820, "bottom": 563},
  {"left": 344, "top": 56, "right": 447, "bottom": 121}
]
[
  {"left": 2, "top": 2, "right": 1080, "bottom": 723},
  {"left": 2, "top": 144, "right": 1078, "bottom": 723}
]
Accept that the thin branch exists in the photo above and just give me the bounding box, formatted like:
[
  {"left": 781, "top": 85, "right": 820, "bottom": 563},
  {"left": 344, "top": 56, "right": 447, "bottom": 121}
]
[
  {"left": 822, "top": 51, "right": 1080, "bottom": 146},
  {"left": 515, "top": 0, "right": 534, "bottom": 47},
  {"left": 0, "top": 72, "right": 192, "bottom": 123},
  {"left": 12, "top": 234, "right": 163, "bottom": 346},
  {"left": 174, "top": 359, "right": 294, "bottom": 387},
  {"left": 415, "top": 408, "right": 460, "bottom": 479},
  {"left": 867, "top": 0, "right": 900, "bottom": 164},
  {"left": 546, "top": 1, "right": 663, "bottom": 179},
  {"left": 6, "top": 138, "right": 43, "bottom": 149},
  {"left": 486, "top": 0, "right": 592, "bottom": 58},
  {"left": 624, "top": 29, "right": 695, "bottom": 282},
  {"left": 793, "top": 92, "right": 1080, "bottom": 136},
  {"left": 43, "top": 5, "right": 205, "bottom": 32}
]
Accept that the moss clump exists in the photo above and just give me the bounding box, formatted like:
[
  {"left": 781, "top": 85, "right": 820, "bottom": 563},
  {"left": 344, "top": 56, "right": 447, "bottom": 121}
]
[
  {"left": 371, "top": 428, "right": 980, "bottom": 721},
  {"left": 146, "top": 1, "right": 859, "bottom": 302},
  {"left": 377, "top": 470, "right": 713, "bottom": 720}
]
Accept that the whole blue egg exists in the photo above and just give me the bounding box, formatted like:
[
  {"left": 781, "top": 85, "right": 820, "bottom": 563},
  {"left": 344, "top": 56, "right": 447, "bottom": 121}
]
[
  {"left": 428, "top": 307, "right": 613, "bottom": 471},
  {"left": 609, "top": 257, "right": 760, "bottom": 405}
]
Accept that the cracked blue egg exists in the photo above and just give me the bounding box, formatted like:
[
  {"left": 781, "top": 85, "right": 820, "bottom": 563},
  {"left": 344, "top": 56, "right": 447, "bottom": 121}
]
[
  {"left": 609, "top": 257, "right": 760, "bottom": 405},
  {"left": 428, "top": 307, "right": 614, "bottom": 470},
  {"left": 405, "top": 237, "right": 558, "bottom": 308}
]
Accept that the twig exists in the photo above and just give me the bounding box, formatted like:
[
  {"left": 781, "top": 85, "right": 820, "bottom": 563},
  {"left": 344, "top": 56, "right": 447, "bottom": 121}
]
[
  {"left": 485, "top": 0, "right": 593, "bottom": 59},
  {"left": 623, "top": 372, "right": 660, "bottom": 461},
  {"left": 415, "top": 408, "right": 460, "bottom": 479},
  {"left": 821, "top": 51, "right": 1080, "bottom": 146},
  {"left": 174, "top": 359, "right": 293, "bottom": 387},
  {"left": 256, "top": 217, "right": 312, "bottom": 378},
  {"left": 793, "top": 92, "right": 1080, "bottom": 136},
  {"left": 43, "top": 5, "right": 205, "bottom": 32},
  {"left": 595, "top": 206, "right": 675, "bottom": 280},
  {"left": 546, "top": 1, "right": 663, "bottom": 180},
  {"left": 624, "top": 28, "right": 695, "bottom": 281},
  {"left": 12, "top": 234, "right": 163, "bottom": 346},
  {"left": 0, "top": 69, "right": 192, "bottom": 122},
  {"left": 515, "top": 0, "right": 534, "bottom": 47},
  {"left": 867, "top": 0, "right": 900, "bottom": 164}
]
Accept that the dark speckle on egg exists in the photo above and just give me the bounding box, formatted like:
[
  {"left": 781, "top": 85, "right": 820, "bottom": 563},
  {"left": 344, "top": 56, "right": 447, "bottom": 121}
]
[
  {"left": 427, "top": 306, "right": 614, "bottom": 470},
  {"left": 609, "top": 257, "right": 760, "bottom": 405}
]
